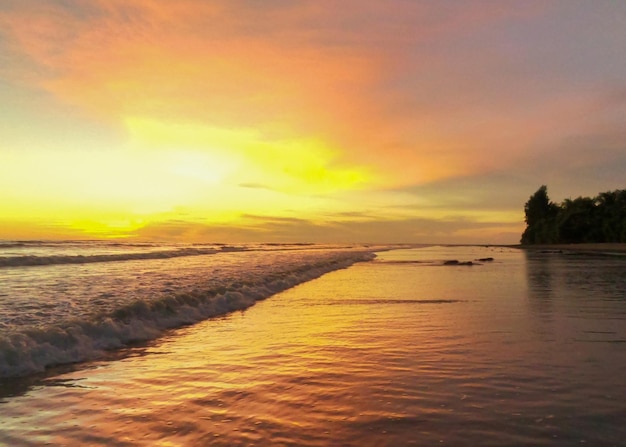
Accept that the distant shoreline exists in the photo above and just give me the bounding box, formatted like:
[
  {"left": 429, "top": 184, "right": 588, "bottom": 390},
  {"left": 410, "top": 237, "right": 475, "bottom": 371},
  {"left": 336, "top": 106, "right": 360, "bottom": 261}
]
[{"left": 510, "top": 243, "right": 626, "bottom": 254}]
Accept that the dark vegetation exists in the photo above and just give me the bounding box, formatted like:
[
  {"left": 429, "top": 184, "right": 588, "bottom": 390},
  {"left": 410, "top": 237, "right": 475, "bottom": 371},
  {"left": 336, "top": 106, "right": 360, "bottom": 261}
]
[{"left": 521, "top": 186, "right": 626, "bottom": 244}]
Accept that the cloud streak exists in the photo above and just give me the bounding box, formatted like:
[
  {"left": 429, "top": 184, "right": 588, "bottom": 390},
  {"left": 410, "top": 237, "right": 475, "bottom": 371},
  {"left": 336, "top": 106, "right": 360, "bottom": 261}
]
[{"left": 134, "top": 212, "right": 522, "bottom": 245}]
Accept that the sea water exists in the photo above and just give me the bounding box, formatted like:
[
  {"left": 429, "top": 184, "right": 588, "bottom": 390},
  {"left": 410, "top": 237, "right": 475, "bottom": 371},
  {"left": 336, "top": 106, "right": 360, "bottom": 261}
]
[
  {"left": 0, "top": 245, "right": 625, "bottom": 446},
  {"left": 0, "top": 241, "right": 377, "bottom": 378}
]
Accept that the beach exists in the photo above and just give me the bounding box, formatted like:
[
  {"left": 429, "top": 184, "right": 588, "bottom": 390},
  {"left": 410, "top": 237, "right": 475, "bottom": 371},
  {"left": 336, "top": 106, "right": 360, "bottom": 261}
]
[
  {"left": 1, "top": 244, "right": 625, "bottom": 446},
  {"left": 3, "top": 1, "right": 626, "bottom": 444}
]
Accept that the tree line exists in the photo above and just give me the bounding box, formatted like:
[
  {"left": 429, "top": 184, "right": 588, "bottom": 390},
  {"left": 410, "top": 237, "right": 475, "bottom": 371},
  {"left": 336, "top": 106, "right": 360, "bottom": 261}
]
[{"left": 521, "top": 185, "right": 626, "bottom": 244}]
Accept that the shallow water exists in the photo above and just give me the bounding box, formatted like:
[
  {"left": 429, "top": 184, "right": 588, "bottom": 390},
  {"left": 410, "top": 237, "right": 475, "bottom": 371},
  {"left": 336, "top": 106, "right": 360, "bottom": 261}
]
[
  {"left": 0, "top": 246, "right": 625, "bottom": 446},
  {"left": 0, "top": 243, "right": 374, "bottom": 377}
]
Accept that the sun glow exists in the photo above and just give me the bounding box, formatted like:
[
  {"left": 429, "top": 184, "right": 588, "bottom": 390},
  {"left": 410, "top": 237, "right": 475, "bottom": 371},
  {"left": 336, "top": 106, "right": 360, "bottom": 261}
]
[
  {"left": 0, "top": 113, "right": 372, "bottom": 239},
  {"left": 125, "top": 116, "right": 371, "bottom": 195}
]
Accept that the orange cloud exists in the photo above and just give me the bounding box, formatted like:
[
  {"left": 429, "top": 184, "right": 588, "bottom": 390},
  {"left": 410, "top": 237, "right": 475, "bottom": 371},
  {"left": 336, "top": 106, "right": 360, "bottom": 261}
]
[{"left": 1, "top": 0, "right": 541, "bottom": 189}]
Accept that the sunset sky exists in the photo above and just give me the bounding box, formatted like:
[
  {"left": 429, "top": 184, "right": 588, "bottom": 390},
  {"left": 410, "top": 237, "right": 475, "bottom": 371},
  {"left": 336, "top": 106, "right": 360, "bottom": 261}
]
[{"left": 1, "top": 1, "right": 625, "bottom": 244}]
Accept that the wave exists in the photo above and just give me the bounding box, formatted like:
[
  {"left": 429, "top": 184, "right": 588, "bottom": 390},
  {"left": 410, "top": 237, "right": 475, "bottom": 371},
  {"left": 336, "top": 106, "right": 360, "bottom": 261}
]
[
  {"left": 0, "top": 240, "right": 162, "bottom": 248},
  {"left": 0, "top": 247, "right": 222, "bottom": 268},
  {"left": 0, "top": 251, "right": 375, "bottom": 378}
]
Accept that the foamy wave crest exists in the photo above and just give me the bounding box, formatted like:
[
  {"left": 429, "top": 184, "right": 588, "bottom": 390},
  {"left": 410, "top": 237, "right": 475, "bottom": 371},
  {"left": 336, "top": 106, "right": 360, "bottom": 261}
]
[
  {"left": 0, "top": 247, "right": 220, "bottom": 268},
  {"left": 0, "top": 252, "right": 375, "bottom": 378}
]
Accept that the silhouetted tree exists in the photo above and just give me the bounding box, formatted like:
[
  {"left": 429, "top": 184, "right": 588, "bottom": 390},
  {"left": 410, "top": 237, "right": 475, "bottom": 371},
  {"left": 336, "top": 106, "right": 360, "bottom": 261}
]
[
  {"left": 521, "top": 186, "right": 626, "bottom": 244},
  {"left": 595, "top": 190, "right": 626, "bottom": 242},
  {"left": 521, "top": 185, "right": 558, "bottom": 244},
  {"left": 557, "top": 197, "right": 597, "bottom": 243}
]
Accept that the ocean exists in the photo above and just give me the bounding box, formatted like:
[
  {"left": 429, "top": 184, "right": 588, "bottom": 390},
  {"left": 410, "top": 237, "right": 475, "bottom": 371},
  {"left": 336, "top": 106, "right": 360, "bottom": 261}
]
[
  {"left": 0, "top": 242, "right": 625, "bottom": 446},
  {"left": 0, "top": 241, "right": 378, "bottom": 379}
]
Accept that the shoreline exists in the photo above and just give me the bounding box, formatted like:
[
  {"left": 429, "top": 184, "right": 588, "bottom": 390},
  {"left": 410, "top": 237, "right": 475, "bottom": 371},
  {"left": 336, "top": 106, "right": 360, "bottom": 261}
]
[{"left": 509, "top": 243, "right": 626, "bottom": 254}]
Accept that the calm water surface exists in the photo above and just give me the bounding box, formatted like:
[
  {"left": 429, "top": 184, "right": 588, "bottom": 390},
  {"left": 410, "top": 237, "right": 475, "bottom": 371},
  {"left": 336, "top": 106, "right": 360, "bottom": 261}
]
[{"left": 0, "top": 246, "right": 625, "bottom": 446}]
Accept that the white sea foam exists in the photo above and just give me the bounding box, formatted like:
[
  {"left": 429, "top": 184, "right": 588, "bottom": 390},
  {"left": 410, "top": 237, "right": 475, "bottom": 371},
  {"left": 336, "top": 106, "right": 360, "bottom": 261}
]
[
  {"left": 0, "top": 247, "right": 220, "bottom": 267},
  {"left": 0, "top": 246, "right": 376, "bottom": 378}
]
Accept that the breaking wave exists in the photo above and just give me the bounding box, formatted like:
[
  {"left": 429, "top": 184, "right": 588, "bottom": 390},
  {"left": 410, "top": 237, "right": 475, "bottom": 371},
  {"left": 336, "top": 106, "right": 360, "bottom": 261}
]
[
  {"left": 0, "top": 247, "right": 221, "bottom": 268},
  {"left": 0, "top": 251, "right": 375, "bottom": 378}
]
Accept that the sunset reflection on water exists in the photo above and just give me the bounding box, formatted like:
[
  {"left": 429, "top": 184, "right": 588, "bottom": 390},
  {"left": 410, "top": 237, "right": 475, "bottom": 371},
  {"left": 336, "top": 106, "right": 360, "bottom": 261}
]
[{"left": 1, "top": 246, "right": 624, "bottom": 446}]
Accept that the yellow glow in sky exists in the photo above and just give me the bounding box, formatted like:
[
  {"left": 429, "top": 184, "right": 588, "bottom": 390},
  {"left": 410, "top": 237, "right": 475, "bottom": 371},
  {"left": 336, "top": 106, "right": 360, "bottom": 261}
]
[{"left": 125, "top": 117, "right": 370, "bottom": 195}]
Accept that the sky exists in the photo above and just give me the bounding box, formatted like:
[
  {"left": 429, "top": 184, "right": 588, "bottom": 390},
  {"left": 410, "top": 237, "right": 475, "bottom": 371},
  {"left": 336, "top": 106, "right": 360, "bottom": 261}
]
[{"left": 1, "top": 0, "right": 625, "bottom": 244}]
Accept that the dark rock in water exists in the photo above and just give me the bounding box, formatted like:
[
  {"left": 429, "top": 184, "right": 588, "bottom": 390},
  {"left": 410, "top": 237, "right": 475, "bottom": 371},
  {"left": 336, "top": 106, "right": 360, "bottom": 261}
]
[
  {"left": 476, "top": 257, "right": 494, "bottom": 262},
  {"left": 220, "top": 245, "right": 246, "bottom": 252},
  {"left": 443, "top": 260, "right": 476, "bottom": 266}
]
